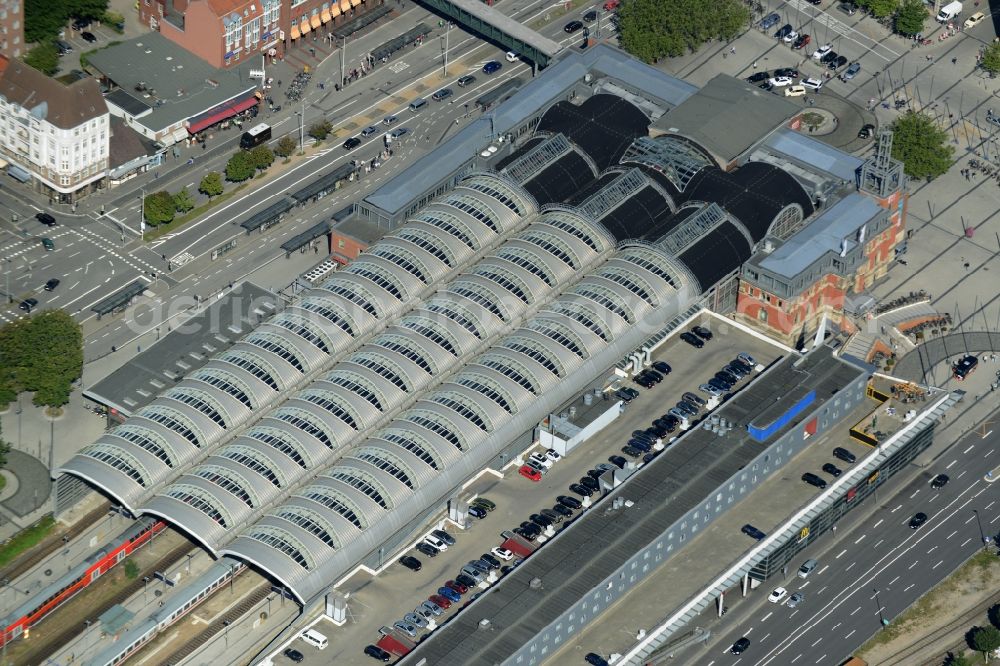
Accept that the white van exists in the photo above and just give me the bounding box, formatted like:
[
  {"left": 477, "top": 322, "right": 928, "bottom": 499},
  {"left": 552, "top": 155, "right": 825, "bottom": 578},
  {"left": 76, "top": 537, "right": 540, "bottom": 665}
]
[
  {"left": 300, "top": 628, "right": 329, "bottom": 649},
  {"left": 424, "top": 534, "right": 448, "bottom": 551}
]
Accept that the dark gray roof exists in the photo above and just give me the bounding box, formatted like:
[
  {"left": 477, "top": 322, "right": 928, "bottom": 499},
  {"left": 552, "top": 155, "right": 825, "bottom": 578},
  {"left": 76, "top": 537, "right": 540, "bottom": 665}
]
[
  {"left": 447, "top": 0, "right": 563, "bottom": 59},
  {"left": 84, "top": 282, "right": 278, "bottom": 418},
  {"left": 536, "top": 94, "right": 650, "bottom": 172},
  {"left": 651, "top": 74, "right": 800, "bottom": 163},
  {"left": 240, "top": 200, "right": 293, "bottom": 232},
  {"left": 361, "top": 44, "right": 696, "bottom": 217},
  {"left": 405, "top": 348, "right": 864, "bottom": 665},
  {"left": 334, "top": 216, "right": 389, "bottom": 244},
  {"left": 87, "top": 33, "right": 258, "bottom": 132},
  {"left": 105, "top": 88, "right": 152, "bottom": 117},
  {"left": 677, "top": 220, "right": 753, "bottom": 290},
  {"left": 521, "top": 151, "right": 597, "bottom": 204}
]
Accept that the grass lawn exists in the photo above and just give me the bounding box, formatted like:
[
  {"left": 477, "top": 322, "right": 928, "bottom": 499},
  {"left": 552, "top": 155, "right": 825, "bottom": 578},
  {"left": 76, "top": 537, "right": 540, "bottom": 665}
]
[
  {"left": 0, "top": 515, "right": 55, "bottom": 570},
  {"left": 143, "top": 184, "right": 248, "bottom": 241}
]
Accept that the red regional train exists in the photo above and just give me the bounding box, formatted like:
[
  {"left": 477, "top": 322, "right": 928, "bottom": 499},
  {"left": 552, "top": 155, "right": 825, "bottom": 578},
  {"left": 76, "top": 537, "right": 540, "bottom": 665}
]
[{"left": 0, "top": 517, "right": 166, "bottom": 646}]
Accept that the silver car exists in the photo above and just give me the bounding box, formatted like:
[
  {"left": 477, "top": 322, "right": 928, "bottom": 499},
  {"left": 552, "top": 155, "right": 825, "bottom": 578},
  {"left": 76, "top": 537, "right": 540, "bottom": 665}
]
[
  {"left": 738, "top": 352, "right": 757, "bottom": 367},
  {"left": 394, "top": 620, "right": 418, "bottom": 637},
  {"left": 404, "top": 612, "right": 428, "bottom": 627},
  {"left": 787, "top": 592, "right": 804, "bottom": 608},
  {"left": 420, "top": 600, "right": 443, "bottom": 616},
  {"left": 699, "top": 383, "right": 723, "bottom": 397}
]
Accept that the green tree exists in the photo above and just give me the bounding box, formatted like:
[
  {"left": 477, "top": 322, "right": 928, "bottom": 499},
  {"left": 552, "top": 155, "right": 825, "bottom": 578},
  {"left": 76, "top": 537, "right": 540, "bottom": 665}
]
[
  {"left": 103, "top": 9, "right": 125, "bottom": 31},
  {"left": 891, "top": 111, "right": 954, "bottom": 180},
  {"left": 123, "top": 559, "right": 140, "bottom": 578},
  {"left": 143, "top": 191, "right": 175, "bottom": 226},
  {"left": 308, "top": 119, "right": 333, "bottom": 141},
  {"left": 858, "top": 0, "right": 898, "bottom": 19},
  {"left": 944, "top": 651, "right": 973, "bottom": 666},
  {"left": 895, "top": 0, "right": 929, "bottom": 36},
  {"left": 67, "top": 0, "right": 109, "bottom": 19},
  {"left": 172, "top": 187, "right": 195, "bottom": 214},
  {"left": 274, "top": 135, "right": 297, "bottom": 158},
  {"left": 25, "top": 0, "right": 69, "bottom": 43},
  {"left": 249, "top": 145, "right": 275, "bottom": 171},
  {"left": 972, "top": 626, "right": 1000, "bottom": 661},
  {"left": 0, "top": 311, "right": 83, "bottom": 408},
  {"left": 0, "top": 439, "right": 9, "bottom": 468},
  {"left": 982, "top": 41, "right": 1000, "bottom": 76},
  {"left": 199, "top": 171, "right": 224, "bottom": 200},
  {"left": 225, "top": 150, "right": 256, "bottom": 182},
  {"left": 618, "top": 0, "right": 750, "bottom": 63},
  {"left": 23, "top": 42, "right": 60, "bottom": 77}
]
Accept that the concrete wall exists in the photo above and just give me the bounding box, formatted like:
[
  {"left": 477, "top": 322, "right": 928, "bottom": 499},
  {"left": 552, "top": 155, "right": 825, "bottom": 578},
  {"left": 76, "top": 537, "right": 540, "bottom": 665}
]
[{"left": 507, "top": 353, "right": 869, "bottom": 665}]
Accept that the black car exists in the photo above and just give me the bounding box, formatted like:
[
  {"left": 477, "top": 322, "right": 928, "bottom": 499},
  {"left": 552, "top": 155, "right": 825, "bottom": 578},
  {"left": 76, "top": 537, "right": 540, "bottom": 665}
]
[
  {"left": 621, "top": 445, "right": 643, "bottom": 458},
  {"left": 731, "top": 637, "right": 751, "bottom": 655},
  {"left": 858, "top": 123, "right": 876, "bottom": 139},
  {"left": 518, "top": 522, "right": 542, "bottom": 537},
  {"left": 364, "top": 644, "right": 391, "bottom": 662},
  {"left": 552, "top": 503, "right": 573, "bottom": 517},
  {"left": 432, "top": 87, "right": 453, "bottom": 101},
  {"left": 480, "top": 552, "right": 502, "bottom": 568},
  {"left": 585, "top": 653, "right": 610, "bottom": 666},
  {"left": 468, "top": 505, "right": 487, "bottom": 519},
  {"left": 583, "top": 9, "right": 598, "bottom": 21},
  {"left": 741, "top": 524, "right": 766, "bottom": 540},
  {"left": 676, "top": 400, "right": 699, "bottom": 417},
  {"left": 399, "top": 555, "right": 422, "bottom": 571},
  {"left": 570, "top": 482, "right": 595, "bottom": 496},
  {"left": 72, "top": 17, "right": 91, "bottom": 30},
  {"left": 633, "top": 374, "right": 654, "bottom": 388},
  {"left": 833, "top": 447, "right": 856, "bottom": 464},
  {"left": 746, "top": 71, "right": 770, "bottom": 84},
  {"left": 717, "top": 369, "right": 739, "bottom": 384},
  {"left": 18, "top": 298, "right": 38, "bottom": 313},
  {"left": 620, "top": 387, "right": 639, "bottom": 400},
  {"left": 514, "top": 527, "right": 537, "bottom": 541},
  {"left": 579, "top": 476, "right": 600, "bottom": 490},
  {"left": 821, "top": 50, "right": 838, "bottom": 64},
  {"left": 632, "top": 430, "right": 655, "bottom": 443},
  {"left": 652, "top": 419, "right": 676, "bottom": 434},
  {"left": 557, "top": 495, "right": 583, "bottom": 509},
  {"left": 628, "top": 439, "right": 651, "bottom": 453},
  {"left": 457, "top": 75, "right": 477, "bottom": 87},
  {"left": 712, "top": 373, "right": 735, "bottom": 390},
  {"left": 725, "top": 362, "right": 748, "bottom": 379},
  {"left": 822, "top": 463, "right": 842, "bottom": 477},
  {"left": 758, "top": 81, "right": 774, "bottom": 92},
  {"left": 679, "top": 332, "right": 704, "bottom": 348},
  {"left": 909, "top": 512, "right": 928, "bottom": 529},
  {"left": 730, "top": 358, "right": 753, "bottom": 374},
  {"left": 284, "top": 648, "right": 305, "bottom": 662},
  {"left": 608, "top": 455, "right": 628, "bottom": 469},
  {"left": 415, "top": 542, "right": 439, "bottom": 557},
  {"left": 530, "top": 513, "right": 554, "bottom": 528},
  {"left": 81, "top": 31, "right": 97, "bottom": 43},
  {"left": 931, "top": 474, "right": 949, "bottom": 489},
  {"left": 564, "top": 20, "right": 584, "bottom": 32},
  {"left": 838, "top": 1, "right": 857, "bottom": 14},
  {"left": 692, "top": 325, "right": 713, "bottom": 340},
  {"left": 343, "top": 137, "right": 362, "bottom": 150},
  {"left": 652, "top": 360, "right": 671, "bottom": 374},
  {"left": 774, "top": 67, "right": 799, "bottom": 78},
  {"left": 707, "top": 377, "right": 730, "bottom": 393},
  {"left": 646, "top": 369, "right": 664, "bottom": 383},
  {"left": 802, "top": 472, "right": 828, "bottom": 489},
  {"left": 44, "top": 279, "right": 60, "bottom": 291},
  {"left": 829, "top": 55, "right": 848, "bottom": 70},
  {"left": 775, "top": 24, "right": 793, "bottom": 39},
  {"left": 36, "top": 212, "right": 57, "bottom": 226},
  {"left": 456, "top": 573, "right": 478, "bottom": 588},
  {"left": 615, "top": 388, "right": 635, "bottom": 402},
  {"left": 643, "top": 452, "right": 657, "bottom": 464}
]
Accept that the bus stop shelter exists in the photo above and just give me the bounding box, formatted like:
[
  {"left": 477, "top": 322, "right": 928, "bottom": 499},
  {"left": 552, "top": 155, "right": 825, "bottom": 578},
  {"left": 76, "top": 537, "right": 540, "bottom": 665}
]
[
  {"left": 91, "top": 281, "right": 146, "bottom": 319},
  {"left": 240, "top": 199, "right": 293, "bottom": 234}
]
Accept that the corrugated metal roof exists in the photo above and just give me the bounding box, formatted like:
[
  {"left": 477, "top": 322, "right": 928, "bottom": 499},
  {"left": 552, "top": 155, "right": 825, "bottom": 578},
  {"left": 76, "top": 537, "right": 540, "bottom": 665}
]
[{"left": 764, "top": 127, "right": 864, "bottom": 182}]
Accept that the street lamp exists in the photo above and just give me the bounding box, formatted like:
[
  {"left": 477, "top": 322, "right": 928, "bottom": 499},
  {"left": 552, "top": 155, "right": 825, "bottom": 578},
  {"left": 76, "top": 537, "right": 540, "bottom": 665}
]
[
  {"left": 873, "top": 588, "right": 889, "bottom": 628},
  {"left": 441, "top": 22, "right": 451, "bottom": 77},
  {"left": 973, "top": 509, "right": 991, "bottom": 549},
  {"left": 296, "top": 103, "right": 305, "bottom": 152}
]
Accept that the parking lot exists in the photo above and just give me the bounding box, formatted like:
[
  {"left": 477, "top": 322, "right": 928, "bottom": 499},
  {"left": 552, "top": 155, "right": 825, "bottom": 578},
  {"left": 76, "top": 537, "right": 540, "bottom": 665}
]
[{"left": 273, "top": 315, "right": 789, "bottom": 665}]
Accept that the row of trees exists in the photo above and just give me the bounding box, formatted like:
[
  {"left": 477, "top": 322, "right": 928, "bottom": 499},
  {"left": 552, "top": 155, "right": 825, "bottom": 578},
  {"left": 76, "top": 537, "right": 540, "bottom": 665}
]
[
  {"left": 617, "top": 0, "right": 750, "bottom": 63},
  {"left": 225, "top": 145, "right": 276, "bottom": 183},
  {"left": 0, "top": 311, "right": 83, "bottom": 408}
]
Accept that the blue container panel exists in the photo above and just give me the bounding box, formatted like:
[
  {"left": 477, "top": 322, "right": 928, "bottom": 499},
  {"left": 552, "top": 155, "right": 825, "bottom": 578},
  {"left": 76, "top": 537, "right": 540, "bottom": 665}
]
[{"left": 747, "top": 389, "right": 816, "bottom": 442}]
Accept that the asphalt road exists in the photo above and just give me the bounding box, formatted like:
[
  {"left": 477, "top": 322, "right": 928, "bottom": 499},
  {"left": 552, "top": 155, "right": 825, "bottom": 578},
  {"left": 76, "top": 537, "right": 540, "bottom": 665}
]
[{"left": 694, "top": 425, "right": 1000, "bottom": 666}]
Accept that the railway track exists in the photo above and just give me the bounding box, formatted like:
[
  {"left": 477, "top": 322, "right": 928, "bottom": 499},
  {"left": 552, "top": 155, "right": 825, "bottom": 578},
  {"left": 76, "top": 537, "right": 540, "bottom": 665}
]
[
  {"left": 0, "top": 502, "right": 109, "bottom": 582},
  {"left": 877, "top": 586, "right": 1000, "bottom": 666},
  {"left": 12, "top": 539, "right": 192, "bottom": 666},
  {"left": 162, "top": 581, "right": 271, "bottom": 665}
]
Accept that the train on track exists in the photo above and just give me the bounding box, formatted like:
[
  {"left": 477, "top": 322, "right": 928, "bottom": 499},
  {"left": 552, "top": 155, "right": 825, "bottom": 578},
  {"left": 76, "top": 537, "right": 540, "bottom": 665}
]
[{"left": 0, "top": 517, "right": 167, "bottom": 647}]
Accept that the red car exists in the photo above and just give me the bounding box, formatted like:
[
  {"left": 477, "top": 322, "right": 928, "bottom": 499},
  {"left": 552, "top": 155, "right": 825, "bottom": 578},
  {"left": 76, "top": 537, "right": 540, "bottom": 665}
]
[
  {"left": 519, "top": 465, "right": 542, "bottom": 482},
  {"left": 429, "top": 594, "right": 452, "bottom": 609},
  {"left": 792, "top": 34, "right": 811, "bottom": 50},
  {"left": 445, "top": 579, "right": 469, "bottom": 594}
]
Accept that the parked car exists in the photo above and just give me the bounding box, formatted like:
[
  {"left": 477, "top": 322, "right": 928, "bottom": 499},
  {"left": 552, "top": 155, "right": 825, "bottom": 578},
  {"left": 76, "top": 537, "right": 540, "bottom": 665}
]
[
  {"left": 364, "top": 644, "right": 391, "bottom": 661},
  {"left": 909, "top": 512, "right": 928, "bottom": 529},
  {"left": 858, "top": 123, "right": 876, "bottom": 139},
  {"left": 81, "top": 31, "right": 98, "bottom": 43},
  {"left": 471, "top": 497, "right": 496, "bottom": 512},
  {"left": 652, "top": 360, "right": 672, "bottom": 374},
  {"left": 419, "top": 599, "right": 443, "bottom": 616},
  {"left": 822, "top": 463, "right": 843, "bottom": 477},
  {"left": 519, "top": 465, "right": 542, "bottom": 482},
  {"left": 468, "top": 505, "right": 487, "bottom": 519},
  {"left": 394, "top": 620, "right": 418, "bottom": 636},
  {"left": 812, "top": 44, "right": 832, "bottom": 60},
  {"left": 774, "top": 67, "right": 800, "bottom": 78},
  {"left": 706, "top": 378, "right": 730, "bottom": 393},
  {"left": 746, "top": 71, "right": 770, "bottom": 84},
  {"left": 383, "top": 114, "right": 399, "bottom": 126},
  {"left": 738, "top": 352, "right": 757, "bottom": 367},
  {"left": 404, "top": 612, "right": 428, "bottom": 628},
  {"left": 759, "top": 12, "right": 780, "bottom": 30},
  {"left": 530, "top": 452, "right": 554, "bottom": 469},
  {"left": 483, "top": 60, "right": 502, "bottom": 74},
  {"left": 361, "top": 125, "right": 380, "bottom": 136},
  {"left": 774, "top": 23, "right": 794, "bottom": 40},
  {"left": 491, "top": 547, "right": 514, "bottom": 561},
  {"left": 679, "top": 331, "right": 704, "bottom": 348},
  {"left": 579, "top": 476, "right": 600, "bottom": 491},
  {"left": 545, "top": 449, "right": 561, "bottom": 462},
  {"left": 445, "top": 579, "right": 468, "bottom": 594},
  {"left": 699, "top": 383, "right": 723, "bottom": 397},
  {"left": 557, "top": 495, "right": 583, "bottom": 509},
  {"left": 530, "top": 513, "right": 553, "bottom": 528},
  {"left": 821, "top": 50, "right": 839, "bottom": 65},
  {"left": 801, "top": 77, "right": 824, "bottom": 91},
  {"left": 741, "top": 524, "right": 766, "bottom": 540},
  {"left": 621, "top": 445, "right": 643, "bottom": 458},
  {"left": 833, "top": 447, "right": 857, "bottom": 463},
  {"left": 399, "top": 555, "right": 422, "bottom": 571},
  {"left": 768, "top": 76, "right": 794, "bottom": 88},
  {"left": 966, "top": 11, "right": 987, "bottom": 28},
  {"left": 284, "top": 648, "right": 305, "bottom": 662},
  {"left": 838, "top": 1, "right": 857, "bottom": 14},
  {"left": 782, "top": 29, "right": 799, "bottom": 43},
  {"left": 455, "top": 574, "right": 478, "bottom": 589},
  {"left": 692, "top": 325, "right": 713, "bottom": 340},
  {"left": 428, "top": 594, "right": 451, "bottom": 609},
  {"left": 830, "top": 55, "right": 848, "bottom": 70},
  {"left": 585, "top": 654, "right": 610, "bottom": 666},
  {"left": 802, "top": 472, "right": 828, "bottom": 489},
  {"left": 415, "top": 542, "right": 439, "bottom": 557},
  {"left": 792, "top": 34, "right": 811, "bottom": 50},
  {"left": 552, "top": 502, "right": 574, "bottom": 517},
  {"left": 72, "top": 17, "right": 92, "bottom": 30},
  {"left": 842, "top": 62, "right": 862, "bottom": 80},
  {"left": 570, "top": 482, "right": 595, "bottom": 496},
  {"left": 437, "top": 586, "right": 461, "bottom": 603}
]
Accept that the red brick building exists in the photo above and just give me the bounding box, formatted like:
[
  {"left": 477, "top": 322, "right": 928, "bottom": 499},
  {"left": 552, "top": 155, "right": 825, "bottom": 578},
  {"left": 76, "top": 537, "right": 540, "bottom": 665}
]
[
  {"left": 735, "top": 138, "right": 907, "bottom": 346},
  {"left": 139, "top": 0, "right": 384, "bottom": 69},
  {"left": 0, "top": 0, "right": 23, "bottom": 58}
]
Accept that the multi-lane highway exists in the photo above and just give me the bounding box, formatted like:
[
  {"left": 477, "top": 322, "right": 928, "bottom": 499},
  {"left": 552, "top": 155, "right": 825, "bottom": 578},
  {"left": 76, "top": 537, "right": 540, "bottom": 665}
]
[{"left": 696, "top": 426, "right": 1000, "bottom": 666}]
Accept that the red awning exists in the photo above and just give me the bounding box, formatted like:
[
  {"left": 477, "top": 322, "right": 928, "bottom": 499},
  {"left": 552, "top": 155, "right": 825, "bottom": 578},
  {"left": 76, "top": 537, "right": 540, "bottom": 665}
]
[{"left": 187, "top": 95, "right": 259, "bottom": 134}]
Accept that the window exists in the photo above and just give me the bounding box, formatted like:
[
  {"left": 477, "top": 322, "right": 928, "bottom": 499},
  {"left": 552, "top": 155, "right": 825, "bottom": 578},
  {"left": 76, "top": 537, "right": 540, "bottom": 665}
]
[
  {"left": 381, "top": 431, "right": 439, "bottom": 469},
  {"left": 275, "top": 507, "right": 336, "bottom": 547},
  {"left": 222, "top": 446, "right": 281, "bottom": 487},
  {"left": 356, "top": 451, "right": 414, "bottom": 488},
  {"left": 113, "top": 426, "right": 173, "bottom": 465},
  {"left": 405, "top": 410, "right": 464, "bottom": 449},
  {"left": 195, "top": 466, "right": 254, "bottom": 507},
  {"left": 301, "top": 390, "right": 359, "bottom": 429},
  {"left": 167, "top": 486, "right": 227, "bottom": 527},
  {"left": 140, "top": 406, "right": 200, "bottom": 446},
  {"left": 329, "top": 469, "right": 388, "bottom": 508},
  {"left": 375, "top": 334, "right": 434, "bottom": 374},
  {"left": 247, "top": 427, "right": 308, "bottom": 468},
  {"left": 273, "top": 314, "right": 329, "bottom": 353},
  {"left": 401, "top": 317, "right": 458, "bottom": 355},
  {"left": 262, "top": 0, "right": 280, "bottom": 26},
  {"left": 424, "top": 300, "right": 481, "bottom": 337},
  {"left": 328, "top": 373, "right": 382, "bottom": 410},
  {"left": 350, "top": 353, "right": 409, "bottom": 391},
  {"left": 86, "top": 445, "right": 145, "bottom": 485},
  {"left": 415, "top": 212, "right": 477, "bottom": 249},
  {"left": 758, "top": 309, "right": 768, "bottom": 322},
  {"left": 246, "top": 332, "right": 305, "bottom": 372},
  {"left": 298, "top": 298, "right": 354, "bottom": 336},
  {"left": 430, "top": 391, "right": 489, "bottom": 430},
  {"left": 304, "top": 488, "right": 365, "bottom": 528},
  {"left": 246, "top": 528, "right": 309, "bottom": 568}
]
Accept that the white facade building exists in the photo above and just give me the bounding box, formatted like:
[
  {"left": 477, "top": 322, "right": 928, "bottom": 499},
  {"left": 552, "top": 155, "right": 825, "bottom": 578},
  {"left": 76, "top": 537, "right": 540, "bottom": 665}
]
[{"left": 0, "top": 57, "right": 109, "bottom": 201}]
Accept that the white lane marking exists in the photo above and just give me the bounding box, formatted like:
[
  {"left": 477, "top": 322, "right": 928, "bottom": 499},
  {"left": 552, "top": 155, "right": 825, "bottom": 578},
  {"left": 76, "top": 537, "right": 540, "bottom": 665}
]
[
  {"left": 932, "top": 560, "right": 944, "bottom": 570},
  {"left": 962, "top": 537, "right": 973, "bottom": 547},
  {"left": 904, "top": 584, "right": 915, "bottom": 592},
  {"left": 761, "top": 612, "right": 773, "bottom": 622},
  {"left": 889, "top": 576, "right": 899, "bottom": 586},
  {"left": 845, "top": 629, "right": 856, "bottom": 639},
  {"left": 891, "top": 504, "right": 902, "bottom": 513},
  {"left": 873, "top": 519, "right": 884, "bottom": 528},
  {"left": 854, "top": 535, "right": 866, "bottom": 544},
  {"left": 964, "top": 444, "right": 975, "bottom": 454},
  {"left": 845, "top": 562, "right": 856, "bottom": 571},
  {"left": 946, "top": 459, "right": 957, "bottom": 469},
  {"left": 948, "top": 530, "right": 958, "bottom": 539},
  {"left": 817, "top": 565, "right": 829, "bottom": 575},
  {"left": 835, "top": 550, "right": 847, "bottom": 559}
]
